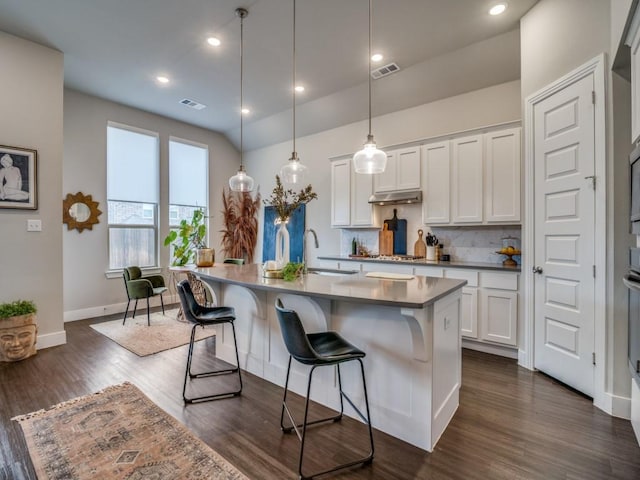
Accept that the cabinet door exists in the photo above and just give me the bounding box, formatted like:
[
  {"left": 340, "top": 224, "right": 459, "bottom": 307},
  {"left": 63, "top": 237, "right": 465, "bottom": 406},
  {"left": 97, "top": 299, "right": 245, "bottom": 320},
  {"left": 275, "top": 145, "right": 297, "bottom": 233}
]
[
  {"left": 460, "top": 286, "right": 478, "bottom": 339},
  {"left": 484, "top": 128, "right": 521, "bottom": 223},
  {"left": 331, "top": 159, "right": 350, "bottom": 227},
  {"left": 351, "top": 162, "right": 374, "bottom": 226},
  {"left": 396, "top": 146, "right": 421, "bottom": 190},
  {"left": 451, "top": 135, "right": 483, "bottom": 223},
  {"left": 373, "top": 152, "right": 397, "bottom": 192},
  {"left": 422, "top": 141, "right": 451, "bottom": 224},
  {"left": 479, "top": 289, "right": 517, "bottom": 346},
  {"left": 629, "top": 10, "right": 640, "bottom": 144}
]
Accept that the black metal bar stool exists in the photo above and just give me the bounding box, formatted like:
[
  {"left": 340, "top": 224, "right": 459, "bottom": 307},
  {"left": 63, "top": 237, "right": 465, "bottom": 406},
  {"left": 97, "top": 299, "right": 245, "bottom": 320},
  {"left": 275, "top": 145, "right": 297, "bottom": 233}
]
[
  {"left": 176, "top": 280, "right": 242, "bottom": 403},
  {"left": 274, "top": 299, "right": 374, "bottom": 480}
]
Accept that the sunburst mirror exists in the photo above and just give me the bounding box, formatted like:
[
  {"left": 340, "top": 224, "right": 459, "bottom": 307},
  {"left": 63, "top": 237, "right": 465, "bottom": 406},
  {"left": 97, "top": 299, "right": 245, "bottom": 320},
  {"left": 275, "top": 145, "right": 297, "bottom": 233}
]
[{"left": 62, "top": 192, "right": 102, "bottom": 233}]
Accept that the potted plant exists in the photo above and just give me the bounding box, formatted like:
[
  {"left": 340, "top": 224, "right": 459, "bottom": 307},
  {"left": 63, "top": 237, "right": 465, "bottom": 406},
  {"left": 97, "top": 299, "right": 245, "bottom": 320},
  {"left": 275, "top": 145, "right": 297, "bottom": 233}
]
[
  {"left": 0, "top": 300, "right": 38, "bottom": 362},
  {"left": 163, "top": 208, "right": 214, "bottom": 267}
]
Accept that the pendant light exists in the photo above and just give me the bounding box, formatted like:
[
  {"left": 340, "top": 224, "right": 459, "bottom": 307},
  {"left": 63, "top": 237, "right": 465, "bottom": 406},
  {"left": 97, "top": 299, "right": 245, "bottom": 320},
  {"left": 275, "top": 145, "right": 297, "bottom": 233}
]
[
  {"left": 279, "top": 0, "right": 307, "bottom": 186},
  {"left": 353, "top": 0, "right": 386, "bottom": 174},
  {"left": 229, "top": 7, "right": 255, "bottom": 192}
]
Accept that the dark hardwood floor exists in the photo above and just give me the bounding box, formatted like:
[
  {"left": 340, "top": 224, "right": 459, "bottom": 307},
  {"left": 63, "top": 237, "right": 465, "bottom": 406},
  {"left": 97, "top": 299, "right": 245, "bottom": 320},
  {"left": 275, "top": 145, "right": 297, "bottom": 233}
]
[{"left": 1, "top": 310, "right": 639, "bottom": 480}]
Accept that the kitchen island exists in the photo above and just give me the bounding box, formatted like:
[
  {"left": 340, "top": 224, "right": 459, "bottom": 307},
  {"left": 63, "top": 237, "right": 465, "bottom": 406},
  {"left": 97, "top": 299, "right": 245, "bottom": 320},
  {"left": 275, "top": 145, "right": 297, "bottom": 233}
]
[{"left": 196, "top": 263, "right": 466, "bottom": 451}]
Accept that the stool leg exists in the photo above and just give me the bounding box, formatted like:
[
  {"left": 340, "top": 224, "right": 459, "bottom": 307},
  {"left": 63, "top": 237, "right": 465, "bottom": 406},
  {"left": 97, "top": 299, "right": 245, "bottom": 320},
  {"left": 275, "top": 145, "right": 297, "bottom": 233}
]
[
  {"left": 358, "top": 358, "right": 375, "bottom": 462},
  {"left": 183, "top": 321, "right": 242, "bottom": 404},
  {"left": 298, "top": 365, "right": 318, "bottom": 479},
  {"left": 146, "top": 297, "right": 151, "bottom": 326},
  {"left": 280, "top": 356, "right": 293, "bottom": 432}
]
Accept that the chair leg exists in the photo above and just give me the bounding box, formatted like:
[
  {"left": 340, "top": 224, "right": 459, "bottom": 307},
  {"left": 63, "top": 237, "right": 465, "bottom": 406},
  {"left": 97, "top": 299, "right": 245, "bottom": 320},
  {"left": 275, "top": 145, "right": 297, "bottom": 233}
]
[
  {"left": 281, "top": 363, "right": 342, "bottom": 435},
  {"left": 122, "top": 299, "right": 131, "bottom": 325},
  {"left": 132, "top": 299, "right": 138, "bottom": 319},
  {"left": 182, "top": 321, "right": 242, "bottom": 404},
  {"left": 146, "top": 297, "right": 151, "bottom": 326},
  {"left": 283, "top": 360, "right": 374, "bottom": 480},
  {"left": 160, "top": 293, "right": 165, "bottom": 314}
]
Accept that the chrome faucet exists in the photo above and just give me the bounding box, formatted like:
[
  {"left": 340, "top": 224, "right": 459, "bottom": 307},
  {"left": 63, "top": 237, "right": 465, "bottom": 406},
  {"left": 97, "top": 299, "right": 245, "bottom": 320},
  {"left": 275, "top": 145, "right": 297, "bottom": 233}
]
[{"left": 303, "top": 228, "right": 319, "bottom": 272}]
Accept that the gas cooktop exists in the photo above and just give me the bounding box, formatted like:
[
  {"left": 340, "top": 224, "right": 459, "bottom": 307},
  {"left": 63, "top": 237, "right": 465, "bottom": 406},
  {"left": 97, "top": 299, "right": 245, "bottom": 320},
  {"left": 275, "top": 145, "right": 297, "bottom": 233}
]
[{"left": 370, "top": 255, "right": 424, "bottom": 262}]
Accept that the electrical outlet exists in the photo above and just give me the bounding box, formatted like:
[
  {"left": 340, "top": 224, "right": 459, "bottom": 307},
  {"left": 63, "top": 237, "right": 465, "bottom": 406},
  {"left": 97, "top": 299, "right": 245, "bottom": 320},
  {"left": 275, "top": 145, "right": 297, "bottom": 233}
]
[{"left": 27, "top": 219, "right": 42, "bottom": 232}]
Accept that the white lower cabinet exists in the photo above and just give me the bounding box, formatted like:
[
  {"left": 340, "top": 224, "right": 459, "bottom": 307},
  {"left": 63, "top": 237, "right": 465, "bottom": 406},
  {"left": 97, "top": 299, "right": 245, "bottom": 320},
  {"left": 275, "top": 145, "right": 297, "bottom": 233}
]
[
  {"left": 479, "top": 288, "right": 518, "bottom": 346},
  {"left": 460, "top": 287, "right": 478, "bottom": 339}
]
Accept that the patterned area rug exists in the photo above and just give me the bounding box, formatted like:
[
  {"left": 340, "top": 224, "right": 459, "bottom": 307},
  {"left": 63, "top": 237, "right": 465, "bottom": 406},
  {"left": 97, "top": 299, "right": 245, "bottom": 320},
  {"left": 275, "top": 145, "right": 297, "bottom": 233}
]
[
  {"left": 13, "top": 382, "right": 248, "bottom": 480},
  {"left": 90, "top": 309, "right": 216, "bottom": 356}
]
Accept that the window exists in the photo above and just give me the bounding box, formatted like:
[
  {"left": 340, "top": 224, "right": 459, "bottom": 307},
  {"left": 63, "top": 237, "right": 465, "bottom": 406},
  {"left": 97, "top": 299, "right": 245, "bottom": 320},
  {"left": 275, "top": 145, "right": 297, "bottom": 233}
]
[
  {"left": 107, "top": 123, "right": 159, "bottom": 270},
  {"left": 169, "top": 137, "right": 208, "bottom": 230}
]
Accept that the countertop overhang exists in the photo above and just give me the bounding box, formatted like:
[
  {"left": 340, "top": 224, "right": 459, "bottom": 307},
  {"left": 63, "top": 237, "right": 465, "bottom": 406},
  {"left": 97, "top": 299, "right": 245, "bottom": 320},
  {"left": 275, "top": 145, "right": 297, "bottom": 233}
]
[
  {"left": 318, "top": 255, "right": 521, "bottom": 273},
  {"left": 196, "top": 264, "right": 466, "bottom": 309}
]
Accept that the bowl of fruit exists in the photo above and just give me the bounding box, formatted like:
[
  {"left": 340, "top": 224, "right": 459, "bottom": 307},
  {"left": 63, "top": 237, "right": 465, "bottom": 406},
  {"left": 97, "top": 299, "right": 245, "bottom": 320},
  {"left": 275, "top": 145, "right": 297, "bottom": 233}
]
[{"left": 496, "top": 246, "right": 521, "bottom": 266}]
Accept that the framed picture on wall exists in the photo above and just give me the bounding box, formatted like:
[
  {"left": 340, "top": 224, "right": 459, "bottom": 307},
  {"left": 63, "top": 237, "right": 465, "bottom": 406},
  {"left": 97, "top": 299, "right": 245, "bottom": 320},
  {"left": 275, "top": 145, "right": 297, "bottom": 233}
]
[{"left": 0, "top": 145, "right": 37, "bottom": 210}]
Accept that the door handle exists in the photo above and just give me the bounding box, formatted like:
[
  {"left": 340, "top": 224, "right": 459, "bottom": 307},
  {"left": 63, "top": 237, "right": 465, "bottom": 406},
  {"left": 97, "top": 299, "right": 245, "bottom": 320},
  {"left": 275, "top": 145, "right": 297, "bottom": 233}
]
[{"left": 532, "top": 266, "right": 543, "bottom": 274}]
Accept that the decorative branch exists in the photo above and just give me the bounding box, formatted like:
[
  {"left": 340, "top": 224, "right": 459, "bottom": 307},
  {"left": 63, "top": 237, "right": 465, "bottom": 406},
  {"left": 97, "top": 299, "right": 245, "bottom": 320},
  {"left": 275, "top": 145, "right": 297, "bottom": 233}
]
[{"left": 221, "top": 187, "right": 261, "bottom": 263}]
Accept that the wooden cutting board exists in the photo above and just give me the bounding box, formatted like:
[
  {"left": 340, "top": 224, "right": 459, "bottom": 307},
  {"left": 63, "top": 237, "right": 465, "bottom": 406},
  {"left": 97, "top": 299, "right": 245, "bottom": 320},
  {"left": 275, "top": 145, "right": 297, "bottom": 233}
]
[
  {"left": 384, "top": 208, "right": 407, "bottom": 255},
  {"left": 414, "top": 229, "right": 426, "bottom": 258},
  {"left": 379, "top": 223, "right": 394, "bottom": 256}
]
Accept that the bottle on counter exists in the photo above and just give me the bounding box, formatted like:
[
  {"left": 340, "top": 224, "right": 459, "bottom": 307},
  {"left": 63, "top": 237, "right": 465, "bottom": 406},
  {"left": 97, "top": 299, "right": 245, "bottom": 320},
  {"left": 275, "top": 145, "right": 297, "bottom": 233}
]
[
  {"left": 352, "top": 237, "right": 357, "bottom": 255},
  {"left": 437, "top": 244, "right": 443, "bottom": 261}
]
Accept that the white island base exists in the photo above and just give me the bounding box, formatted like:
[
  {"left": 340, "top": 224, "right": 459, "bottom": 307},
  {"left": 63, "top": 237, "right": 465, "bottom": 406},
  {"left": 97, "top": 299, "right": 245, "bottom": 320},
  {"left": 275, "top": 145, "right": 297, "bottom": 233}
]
[{"left": 201, "top": 272, "right": 462, "bottom": 452}]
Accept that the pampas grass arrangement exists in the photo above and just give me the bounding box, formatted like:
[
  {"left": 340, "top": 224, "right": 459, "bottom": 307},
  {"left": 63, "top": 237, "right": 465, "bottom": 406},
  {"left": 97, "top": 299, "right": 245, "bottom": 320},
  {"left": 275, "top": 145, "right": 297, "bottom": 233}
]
[{"left": 221, "top": 187, "right": 261, "bottom": 263}]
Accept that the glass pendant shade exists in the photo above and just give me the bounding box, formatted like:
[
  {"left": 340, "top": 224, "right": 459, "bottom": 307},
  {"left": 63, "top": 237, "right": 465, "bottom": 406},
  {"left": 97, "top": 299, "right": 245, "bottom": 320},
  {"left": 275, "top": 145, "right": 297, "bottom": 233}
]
[
  {"left": 280, "top": 152, "right": 307, "bottom": 185},
  {"left": 229, "top": 165, "right": 254, "bottom": 192},
  {"left": 353, "top": 134, "right": 387, "bottom": 174},
  {"left": 228, "top": 7, "right": 254, "bottom": 192}
]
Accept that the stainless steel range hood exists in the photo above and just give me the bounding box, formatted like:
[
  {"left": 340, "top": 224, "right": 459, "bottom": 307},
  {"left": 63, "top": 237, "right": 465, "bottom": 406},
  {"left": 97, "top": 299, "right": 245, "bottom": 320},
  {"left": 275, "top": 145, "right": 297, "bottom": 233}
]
[{"left": 368, "top": 190, "right": 422, "bottom": 205}]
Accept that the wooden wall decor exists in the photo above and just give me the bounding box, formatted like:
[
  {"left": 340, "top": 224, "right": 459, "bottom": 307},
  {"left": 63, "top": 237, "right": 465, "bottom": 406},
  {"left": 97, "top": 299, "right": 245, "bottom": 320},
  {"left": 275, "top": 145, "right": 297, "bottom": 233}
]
[{"left": 62, "top": 192, "right": 102, "bottom": 233}]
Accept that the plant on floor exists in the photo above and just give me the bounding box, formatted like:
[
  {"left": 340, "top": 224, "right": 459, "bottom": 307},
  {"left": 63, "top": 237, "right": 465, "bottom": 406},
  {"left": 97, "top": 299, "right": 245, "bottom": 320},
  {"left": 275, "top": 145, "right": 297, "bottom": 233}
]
[
  {"left": 221, "top": 187, "right": 261, "bottom": 263},
  {"left": 163, "top": 208, "right": 208, "bottom": 266},
  {"left": 0, "top": 300, "right": 37, "bottom": 318}
]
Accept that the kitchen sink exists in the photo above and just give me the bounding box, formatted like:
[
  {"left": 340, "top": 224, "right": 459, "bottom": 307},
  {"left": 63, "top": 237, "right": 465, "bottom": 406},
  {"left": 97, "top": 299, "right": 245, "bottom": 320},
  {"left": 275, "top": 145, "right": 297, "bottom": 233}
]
[{"left": 306, "top": 268, "right": 358, "bottom": 276}]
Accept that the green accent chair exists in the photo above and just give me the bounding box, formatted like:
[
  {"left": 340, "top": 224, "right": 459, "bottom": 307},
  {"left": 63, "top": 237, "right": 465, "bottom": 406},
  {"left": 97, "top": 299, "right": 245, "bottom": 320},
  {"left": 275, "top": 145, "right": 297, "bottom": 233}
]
[
  {"left": 223, "top": 258, "right": 245, "bottom": 265},
  {"left": 122, "top": 266, "right": 168, "bottom": 326}
]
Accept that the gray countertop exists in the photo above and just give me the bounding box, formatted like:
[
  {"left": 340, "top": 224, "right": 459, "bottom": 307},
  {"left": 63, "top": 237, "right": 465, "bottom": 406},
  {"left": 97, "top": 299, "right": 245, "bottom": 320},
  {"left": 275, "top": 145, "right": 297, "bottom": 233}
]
[
  {"left": 196, "top": 263, "right": 466, "bottom": 309},
  {"left": 318, "top": 255, "right": 521, "bottom": 273}
]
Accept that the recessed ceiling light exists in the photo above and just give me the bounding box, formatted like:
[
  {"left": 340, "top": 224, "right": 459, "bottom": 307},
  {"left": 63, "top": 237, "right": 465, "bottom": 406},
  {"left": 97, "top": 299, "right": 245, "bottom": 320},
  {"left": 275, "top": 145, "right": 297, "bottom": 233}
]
[
  {"left": 371, "top": 53, "right": 383, "bottom": 62},
  {"left": 207, "top": 37, "right": 221, "bottom": 47},
  {"left": 241, "top": 108, "right": 250, "bottom": 114},
  {"left": 489, "top": 3, "right": 507, "bottom": 15},
  {"left": 294, "top": 85, "right": 305, "bottom": 92},
  {"left": 156, "top": 76, "right": 169, "bottom": 84}
]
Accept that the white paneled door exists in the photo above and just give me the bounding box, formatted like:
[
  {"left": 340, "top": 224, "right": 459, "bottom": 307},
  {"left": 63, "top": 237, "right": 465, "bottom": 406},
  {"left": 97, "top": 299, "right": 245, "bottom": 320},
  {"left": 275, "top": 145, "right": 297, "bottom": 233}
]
[{"left": 533, "top": 73, "right": 595, "bottom": 397}]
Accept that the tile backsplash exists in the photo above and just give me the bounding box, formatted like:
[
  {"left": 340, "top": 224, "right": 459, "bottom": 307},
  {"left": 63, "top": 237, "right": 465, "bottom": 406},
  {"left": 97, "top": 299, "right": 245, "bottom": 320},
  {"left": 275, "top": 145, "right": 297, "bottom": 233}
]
[{"left": 339, "top": 205, "right": 521, "bottom": 264}]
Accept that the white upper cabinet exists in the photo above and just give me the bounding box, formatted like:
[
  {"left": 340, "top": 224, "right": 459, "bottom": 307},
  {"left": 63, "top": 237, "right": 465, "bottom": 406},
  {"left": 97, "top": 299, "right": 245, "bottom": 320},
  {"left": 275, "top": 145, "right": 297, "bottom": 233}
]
[
  {"left": 423, "top": 126, "right": 521, "bottom": 226},
  {"left": 330, "top": 158, "right": 376, "bottom": 228},
  {"left": 627, "top": 7, "right": 640, "bottom": 144},
  {"left": 451, "top": 135, "right": 483, "bottom": 223},
  {"left": 374, "top": 146, "right": 421, "bottom": 193},
  {"left": 330, "top": 159, "right": 351, "bottom": 227},
  {"left": 484, "top": 128, "right": 521, "bottom": 223},
  {"left": 422, "top": 141, "right": 451, "bottom": 224}
]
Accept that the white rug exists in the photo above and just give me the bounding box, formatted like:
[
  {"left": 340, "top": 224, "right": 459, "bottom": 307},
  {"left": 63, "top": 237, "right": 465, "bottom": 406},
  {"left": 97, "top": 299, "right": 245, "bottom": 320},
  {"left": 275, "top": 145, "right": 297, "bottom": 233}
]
[{"left": 90, "top": 309, "right": 216, "bottom": 356}]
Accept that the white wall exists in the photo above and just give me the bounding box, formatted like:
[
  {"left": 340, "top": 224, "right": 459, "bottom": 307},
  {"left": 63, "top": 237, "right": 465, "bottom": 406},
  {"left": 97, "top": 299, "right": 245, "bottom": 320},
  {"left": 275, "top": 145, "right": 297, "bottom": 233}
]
[
  {"left": 63, "top": 90, "right": 240, "bottom": 320},
  {"left": 0, "top": 32, "right": 65, "bottom": 347},
  {"left": 244, "top": 80, "right": 521, "bottom": 265}
]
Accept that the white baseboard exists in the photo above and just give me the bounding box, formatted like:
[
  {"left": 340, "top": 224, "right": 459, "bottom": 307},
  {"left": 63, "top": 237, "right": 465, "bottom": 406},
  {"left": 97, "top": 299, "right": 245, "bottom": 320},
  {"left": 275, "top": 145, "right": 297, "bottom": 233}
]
[
  {"left": 36, "top": 329, "right": 67, "bottom": 349},
  {"left": 632, "top": 378, "right": 640, "bottom": 445},
  {"left": 518, "top": 348, "right": 534, "bottom": 371},
  {"left": 462, "top": 339, "right": 518, "bottom": 359},
  {"left": 64, "top": 294, "right": 179, "bottom": 322}
]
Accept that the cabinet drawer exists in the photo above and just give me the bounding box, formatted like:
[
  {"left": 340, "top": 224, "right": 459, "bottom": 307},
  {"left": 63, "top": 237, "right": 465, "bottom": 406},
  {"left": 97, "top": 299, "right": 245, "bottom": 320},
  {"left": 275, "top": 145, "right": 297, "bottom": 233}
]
[
  {"left": 480, "top": 272, "right": 518, "bottom": 291},
  {"left": 361, "top": 262, "right": 413, "bottom": 274},
  {"left": 444, "top": 269, "right": 478, "bottom": 287},
  {"left": 414, "top": 266, "right": 444, "bottom": 278}
]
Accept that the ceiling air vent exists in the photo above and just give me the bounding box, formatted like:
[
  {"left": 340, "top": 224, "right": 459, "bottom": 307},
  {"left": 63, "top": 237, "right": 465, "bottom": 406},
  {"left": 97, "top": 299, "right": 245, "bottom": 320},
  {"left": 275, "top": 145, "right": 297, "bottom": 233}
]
[
  {"left": 371, "top": 62, "right": 401, "bottom": 80},
  {"left": 179, "top": 98, "right": 207, "bottom": 110}
]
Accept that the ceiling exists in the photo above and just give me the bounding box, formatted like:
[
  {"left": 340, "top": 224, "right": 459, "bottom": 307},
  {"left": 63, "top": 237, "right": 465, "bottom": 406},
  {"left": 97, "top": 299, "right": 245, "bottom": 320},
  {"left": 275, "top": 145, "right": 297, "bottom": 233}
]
[{"left": 0, "top": 0, "right": 538, "bottom": 150}]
